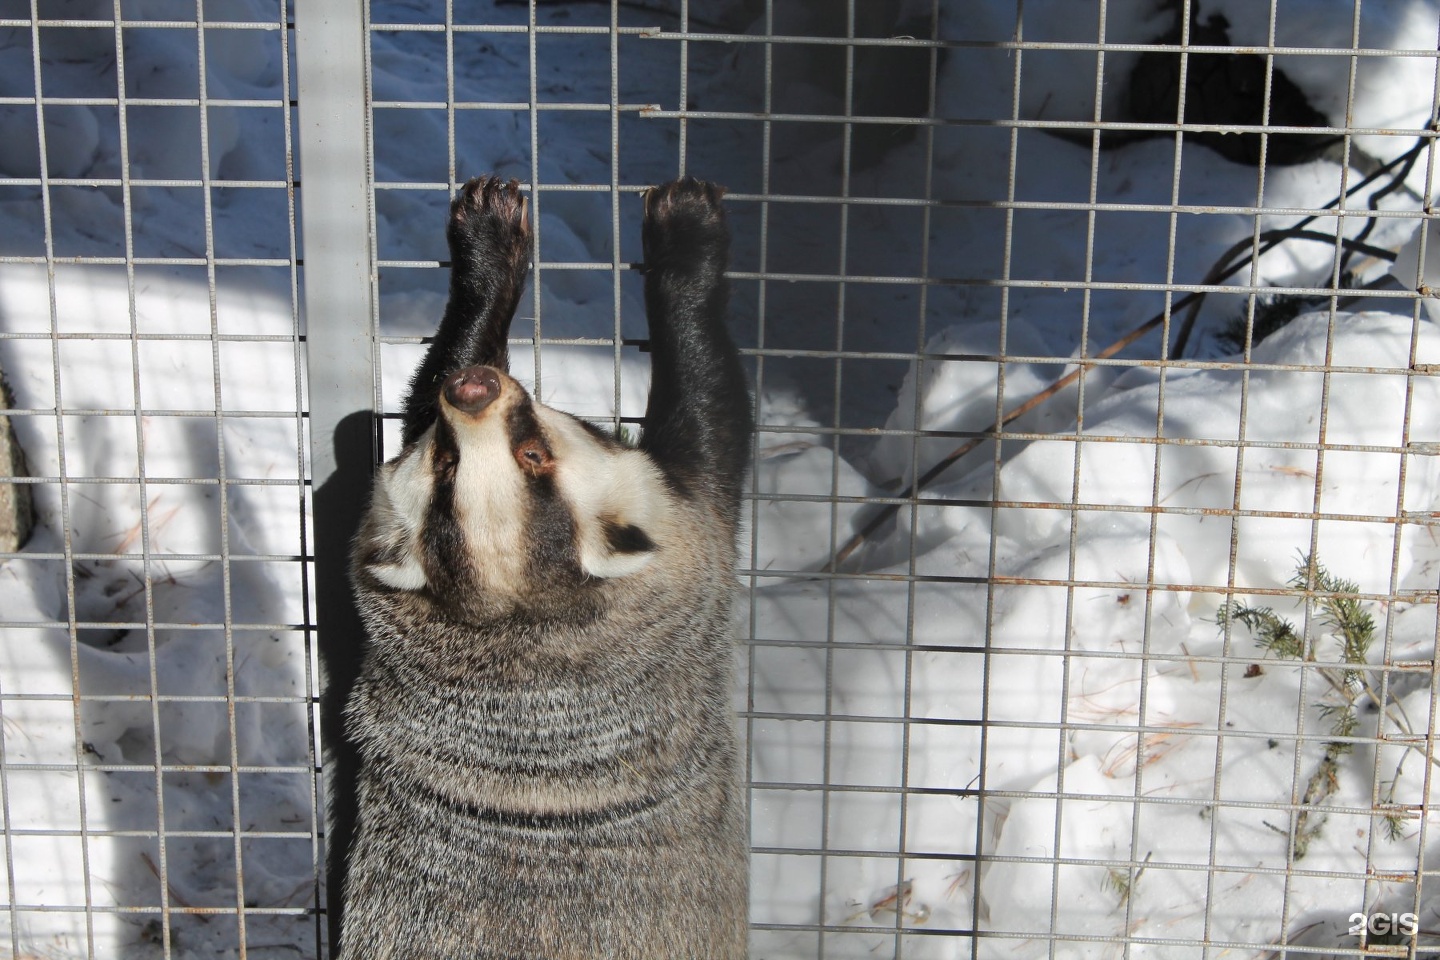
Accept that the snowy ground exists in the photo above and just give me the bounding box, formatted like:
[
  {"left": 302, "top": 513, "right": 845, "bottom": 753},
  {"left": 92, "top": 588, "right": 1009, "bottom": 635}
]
[{"left": 3, "top": 0, "right": 1440, "bottom": 957}]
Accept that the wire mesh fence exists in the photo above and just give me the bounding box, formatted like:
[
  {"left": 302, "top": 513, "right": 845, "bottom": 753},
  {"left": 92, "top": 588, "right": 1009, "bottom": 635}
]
[
  {"left": 2, "top": 0, "right": 1440, "bottom": 957},
  {"left": 0, "top": 0, "right": 318, "bottom": 956}
]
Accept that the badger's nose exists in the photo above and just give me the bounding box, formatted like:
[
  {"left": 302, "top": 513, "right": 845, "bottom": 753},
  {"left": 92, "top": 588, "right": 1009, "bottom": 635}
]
[{"left": 442, "top": 365, "right": 502, "bottom": 415}]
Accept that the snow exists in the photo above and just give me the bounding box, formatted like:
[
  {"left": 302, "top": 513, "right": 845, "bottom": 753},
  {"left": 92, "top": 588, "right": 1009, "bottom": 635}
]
[
  {"left": 749, "top": 310, "right": 1440, "bottom": 957},
  {"left": 3, "top": 0, "right": 1440, "bottom": 957},
  {"left": 1205, "top": 0, "right": 1440, "bottom": 169}
]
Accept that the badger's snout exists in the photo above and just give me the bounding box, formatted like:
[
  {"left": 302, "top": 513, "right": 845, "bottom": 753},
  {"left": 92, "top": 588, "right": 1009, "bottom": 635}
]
[{"left": 443, "top": 365, "right": 502, "bottom": 415}]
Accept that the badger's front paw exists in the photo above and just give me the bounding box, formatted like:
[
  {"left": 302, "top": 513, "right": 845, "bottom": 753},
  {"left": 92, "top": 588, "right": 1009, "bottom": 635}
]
[
  {"left": 642, "top": 176, "right": 728, "bottom": 273},
  {"left": 448, "top": 175, "right": 530, "bottom": 276}
]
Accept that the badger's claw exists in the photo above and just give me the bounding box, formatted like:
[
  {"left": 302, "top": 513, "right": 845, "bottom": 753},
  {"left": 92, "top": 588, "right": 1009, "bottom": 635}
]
[
  {"left": 447, "top": 175, "right": 530, "bottom": 276},
  {"left": 641, "top": 176, "right": 728, "bottom": 274}
]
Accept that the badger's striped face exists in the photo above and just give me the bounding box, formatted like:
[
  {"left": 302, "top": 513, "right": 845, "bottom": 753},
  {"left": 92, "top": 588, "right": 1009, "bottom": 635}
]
[{"left": 362, "top": 365, "right": 670, "bottom": 608}]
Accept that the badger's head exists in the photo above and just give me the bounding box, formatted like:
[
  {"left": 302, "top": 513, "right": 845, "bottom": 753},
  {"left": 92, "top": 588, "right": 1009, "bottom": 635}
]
[{"left": 357, "top": 365, "right": 671, "bottom": 619}]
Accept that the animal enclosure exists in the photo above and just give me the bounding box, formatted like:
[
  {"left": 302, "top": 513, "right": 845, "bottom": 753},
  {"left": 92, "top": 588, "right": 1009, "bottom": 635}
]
[{"left": 2, "top": 0, "right": 1440, "bottom": 957}]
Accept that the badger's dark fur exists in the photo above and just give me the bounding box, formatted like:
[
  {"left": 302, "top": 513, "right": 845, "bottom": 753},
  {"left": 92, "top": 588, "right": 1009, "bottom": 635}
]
[{"left": 339, "top": 176, "right": 751, "bottom": 959}]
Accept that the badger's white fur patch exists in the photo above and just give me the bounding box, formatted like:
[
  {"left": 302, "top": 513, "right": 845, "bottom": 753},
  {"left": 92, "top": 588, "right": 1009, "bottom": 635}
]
[
  {"left": 447, "top": 390, "right": 532, "bottom": 594},
  {"left": 536, "top": 406, "right": 671, "bottom": 580},
  {"left": 366, "top": 445, "right": 434, "bottom": 591}
]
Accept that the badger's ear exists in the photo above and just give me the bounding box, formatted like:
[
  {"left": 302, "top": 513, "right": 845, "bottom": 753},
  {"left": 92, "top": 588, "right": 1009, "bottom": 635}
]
[
  {"left": 544, "top": 411, "right": 669, "bottom": 580},
  {"left": 362, "top": 450, "right": 432, "bottom": 591},
  {"left": 367, "top": 550, "right": 428, "bottom": 591},
  {"left": 579, "top": 516, "right": 657, "bottom": 579}
]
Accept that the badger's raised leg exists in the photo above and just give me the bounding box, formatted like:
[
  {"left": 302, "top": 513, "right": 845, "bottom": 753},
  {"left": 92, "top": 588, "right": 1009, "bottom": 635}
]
[
  {"left": 639, "top": 177, "right": 752, "bottom": 520},
  {"left": 401, "top": 176, "right": 530, "bottom": 445}
]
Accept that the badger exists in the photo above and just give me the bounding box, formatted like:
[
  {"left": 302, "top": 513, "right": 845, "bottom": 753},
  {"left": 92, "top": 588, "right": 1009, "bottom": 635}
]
[{"left": 338, "top": 175, "right": 751, "bottom": 960}]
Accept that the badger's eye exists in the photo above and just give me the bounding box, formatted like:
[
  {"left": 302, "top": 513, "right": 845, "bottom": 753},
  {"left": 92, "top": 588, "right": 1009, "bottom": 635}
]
[{"left": 515, "top": 439, "right": 551, "bottom": 472}]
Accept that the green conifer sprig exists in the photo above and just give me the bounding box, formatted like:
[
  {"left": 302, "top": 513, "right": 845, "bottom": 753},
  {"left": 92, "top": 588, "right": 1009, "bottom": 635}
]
[{"left": 1216, "top": 553, "right": 1414, "bottom": 860}]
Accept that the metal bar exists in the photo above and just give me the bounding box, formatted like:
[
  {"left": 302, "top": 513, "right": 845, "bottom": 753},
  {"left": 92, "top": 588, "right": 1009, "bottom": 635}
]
[
  {"left": 635, "top": 30, "right": 1440, "bottom": 59},
  {"left": 294, "top": 0, "right": 377, "bottom": 485},
  {"left": 891, "top": 1, "right": 942, "bottom": 954},
  {"left": 742, "top": 0, "right": 774, "bottom": 949},
  {"left": 971, "top": 0, "right": 1024, "bottom": 945},
  {"left": 526, "top": 0, "right": 543, "bottom": 399},
  {"left": 292, "top": 0, "right": 377, "bottom": 953}
]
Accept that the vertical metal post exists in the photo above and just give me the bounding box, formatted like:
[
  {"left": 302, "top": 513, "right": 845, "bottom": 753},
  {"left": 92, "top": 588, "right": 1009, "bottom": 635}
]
[{"left": 293, "top": 0, "right": 376, "bottom": 953}]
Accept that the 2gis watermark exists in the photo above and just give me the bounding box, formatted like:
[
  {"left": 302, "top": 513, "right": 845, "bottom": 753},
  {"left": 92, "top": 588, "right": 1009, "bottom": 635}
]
[{"left": 1348, "top": 912, "right": 1420, "bottom": 939}]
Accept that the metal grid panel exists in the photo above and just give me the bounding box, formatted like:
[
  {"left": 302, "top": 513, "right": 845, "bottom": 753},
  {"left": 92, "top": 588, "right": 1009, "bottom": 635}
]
[
  {"left": 3, "top": 0, "right": 1440, "bottom": 958},
  {"left": 0, "top": 0, "right": 320, "bottom": 956}
]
